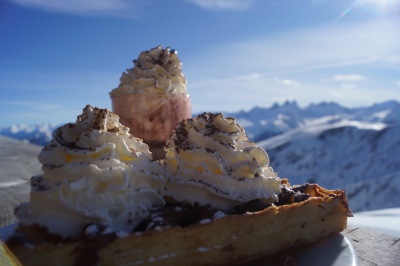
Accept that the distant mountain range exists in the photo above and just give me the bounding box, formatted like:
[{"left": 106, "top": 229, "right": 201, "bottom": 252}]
[
  {"left": 0, "top": 123, "right": 59, "bottom": 147},
  {"left": 228, "top": 100, "right": 400, "bottom": 141},
  {"left": 2, "top": 100, "right": 400, "bottom": 212},
  {"left": 227, "top": 100, "right": 400, "bottom": 211}
]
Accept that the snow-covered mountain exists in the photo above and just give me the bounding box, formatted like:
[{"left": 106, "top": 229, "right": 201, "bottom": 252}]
[
  {"left": 250, "top": 100, "right": 400, "bottom": 212},
  {"left": 259, "top": 120, "right": 400, "bottom": 211},
  {"left": 228, "top": 101, "right": 309, "bottom": 141},
  {"left": 228, "top": 100, "right": 400, "bottom": 211},
  {"left": 2, "top": 100, "right": 400, "bottom": 212},
  {"left": 227, "top": 100, "right": 400, "bottom": 141},
  {"left": 0, "top": 123, "right": 59, "bottom": 146}
]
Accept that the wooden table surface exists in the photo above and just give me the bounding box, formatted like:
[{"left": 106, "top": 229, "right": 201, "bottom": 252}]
[{"left": 1, "top": 135, "right": 399, "bottom": 265}]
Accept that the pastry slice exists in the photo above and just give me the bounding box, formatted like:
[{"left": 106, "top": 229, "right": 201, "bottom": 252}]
[
  {"left": 6, "top": 111, "right": 351, "bottom": 265},
  {"left": 13, "top": 105, "right": 166, "bottom": 240},
  {"left": 6, "top": 181, "right": 350, "bottom": 265}
]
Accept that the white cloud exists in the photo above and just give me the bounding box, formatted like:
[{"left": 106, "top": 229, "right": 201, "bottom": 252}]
[
  {"left": 333, "top": 74, "right": 366, "bottom": 82},
  {"left": 7, "top": 0, "right": 138, "bottom": 16},
  {"left": 274, "top": 77, "right": 300, "bottom": 86},
  {"left": 238, "top": 73, "right": 263, "bottom": 81},
  {"left": 186, "top": 0, "right": 254, "bottom": 10}
]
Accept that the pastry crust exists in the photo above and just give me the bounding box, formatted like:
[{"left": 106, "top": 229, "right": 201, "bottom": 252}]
[{"left": 7, "top": 183, "right": 351, "bottom": 265}]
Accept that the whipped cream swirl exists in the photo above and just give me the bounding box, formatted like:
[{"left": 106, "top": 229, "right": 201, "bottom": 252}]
[
  {"left": 109, "top": 45, "right": 187, "bottom": 96},
  {"left": 164, "top": 113, "right": 282, "bottom": 211},
  {"left": 16, "top": 105, "right": 165, "bottom": 239}
]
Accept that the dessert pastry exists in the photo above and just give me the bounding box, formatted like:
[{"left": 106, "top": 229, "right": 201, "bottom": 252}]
[
  {"left": 164, "top": 112, "right": 282, "bottom": 211},
  {"left": 14, "top": 105, "right": 166, "bottom": 239},
  {"left": 110, "top": 45, "right": 191, "bottom": 159},
  {"left": 5, "top": 110, "right": 352, "bottom": 266}
]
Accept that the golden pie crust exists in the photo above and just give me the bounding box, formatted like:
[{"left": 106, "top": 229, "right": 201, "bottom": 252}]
[{"left": 6, "top": 182, "right": 351, "bottom": 265}]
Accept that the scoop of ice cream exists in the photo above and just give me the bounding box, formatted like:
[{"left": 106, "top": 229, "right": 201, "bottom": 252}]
[
  {"left": 164, "top": 112, "right": 282, "bottom": 211},
  {"left": 109, "top": 45, "right": 187, "bottom": 96},
  {"left": 15, "top": 105, "right": 165, "bottom": 239}
]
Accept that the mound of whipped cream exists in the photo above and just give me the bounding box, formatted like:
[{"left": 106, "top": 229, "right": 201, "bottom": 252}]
[
  {"left": 15, "top": 105, "right": 165, "bottom": 239},
  {"left": 109, "top": 45, "right": 187, "bottom": 96},
  {"left": 164, "top": 112, "right": 282, "bottom": 211}
]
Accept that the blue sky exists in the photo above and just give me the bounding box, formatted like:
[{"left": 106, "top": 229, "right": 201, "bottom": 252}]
[{"left": 1, "top": 0, "right": 400, "bottom": 127}]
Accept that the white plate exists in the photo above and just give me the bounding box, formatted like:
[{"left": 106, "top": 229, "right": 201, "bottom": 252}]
[
  {"left": 0, "top": 223, "right": 358, "bottom": 266},
  {"left": 290, "top": 233, "right": 359, "bottom": 266}
]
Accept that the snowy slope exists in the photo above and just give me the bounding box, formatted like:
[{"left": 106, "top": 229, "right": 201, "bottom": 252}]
[
  {"left": 258, "top": 118, "right": 400, "bottom": 212},
  {"left": 345, "top": 172, "right": 400, "bottom": 212},
  {"left": 259, "top": 119, "right": 395, "bottom": 186}
]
